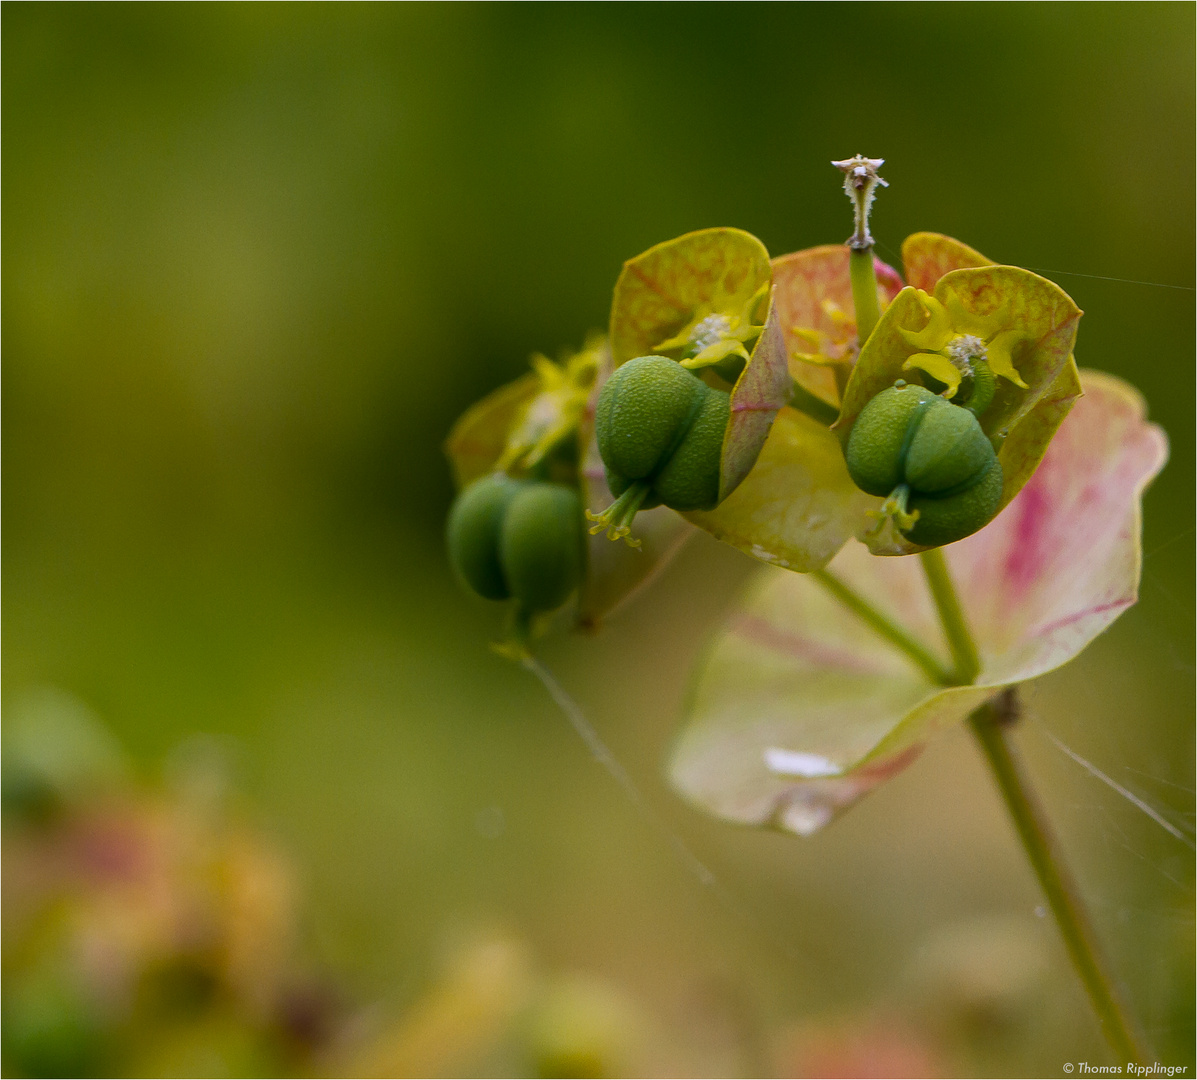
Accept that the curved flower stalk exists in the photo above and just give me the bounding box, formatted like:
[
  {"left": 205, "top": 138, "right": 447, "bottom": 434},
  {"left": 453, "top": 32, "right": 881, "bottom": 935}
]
[
  {"left": 445, "top": 336, "right": 690, "bottom": 631},
  {"left": 668, "top": 371, "right": 1168, "bottom": 834}
]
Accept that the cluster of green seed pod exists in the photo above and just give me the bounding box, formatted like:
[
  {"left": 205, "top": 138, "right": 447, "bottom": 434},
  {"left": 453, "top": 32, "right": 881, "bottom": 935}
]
[
  {"left": 588, "top": 355, "right": 730, "bottom": 543},
  {"left": 446, "top": 474, "right": 587, "bottom": 635},
  {"left": 845, "top": 381, "right": 1003, "bottom": 547}
]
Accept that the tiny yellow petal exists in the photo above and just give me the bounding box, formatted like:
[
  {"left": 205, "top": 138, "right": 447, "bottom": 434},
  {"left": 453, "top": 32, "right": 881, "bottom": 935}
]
[
  {"left": 791, "top": 327, "right": 826, "bottom": 348},
  {"left": 654, "top": 326, "right": 697, "bottom": 351},
  {"left": 821, "top": 299, "right": 853, "bottom": 328},
  {"left": 903, "top": 352, "right": 962, "bottom": 397},
  {"left": 900, "top": 294, "right": 953, "bottom": 351},
  {"left": 681, "top": 338, "right": 748, "bottom": 369},
  {"left": 986, "top": 330, "right": 1029, "bottom": 389},
  {"left": 745, "top": 280, "right": 771, "bottom": 321},
  {"left": 531, "top": 354, "right": 563, "bottom": 387}
]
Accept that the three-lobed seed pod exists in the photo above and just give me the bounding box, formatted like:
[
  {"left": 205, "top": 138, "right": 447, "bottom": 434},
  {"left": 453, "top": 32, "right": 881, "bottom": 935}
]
[
  {"left": 846, "top": 382, "right": 1003, "bottom": 547},
  {"left": 447, "top": 474, "right": 587, "bottom": 616},
  {"left": 595, "top": 355, "right": 730, "bottom": 515}
]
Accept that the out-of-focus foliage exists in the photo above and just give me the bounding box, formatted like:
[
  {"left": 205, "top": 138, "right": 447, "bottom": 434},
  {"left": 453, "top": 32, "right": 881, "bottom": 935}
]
[
  {"left": 4, "top": 5, "right": 1193, "bottom": 1077},
  {"left": 2, "top": 695, "right": 332, "bottom": 1078}
]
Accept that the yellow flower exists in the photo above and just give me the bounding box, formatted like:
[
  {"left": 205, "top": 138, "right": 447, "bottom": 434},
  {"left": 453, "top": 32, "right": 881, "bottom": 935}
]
[
  {"left": 496, "top": 337, "right": 602, "bottom": 472},
  {"left": 789, "top": 298, "right": 857, "bottom": 366},
  {"left": 652, "top": 281, "right": 770, "bottom": 371},
  {"left": 900, "top": 290, "right": 1028, "bottom": 400}
]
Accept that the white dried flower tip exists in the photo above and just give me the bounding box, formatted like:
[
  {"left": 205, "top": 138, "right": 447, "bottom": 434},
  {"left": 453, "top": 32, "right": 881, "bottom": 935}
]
[{"left": 831, "top": 155, "right": 888, "bottom": 248}]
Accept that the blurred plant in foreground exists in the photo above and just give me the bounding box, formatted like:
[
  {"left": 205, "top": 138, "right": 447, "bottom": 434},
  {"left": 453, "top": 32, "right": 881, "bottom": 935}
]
[{"left": 2, "top": 691, "right": 336, "bottom": 1078}]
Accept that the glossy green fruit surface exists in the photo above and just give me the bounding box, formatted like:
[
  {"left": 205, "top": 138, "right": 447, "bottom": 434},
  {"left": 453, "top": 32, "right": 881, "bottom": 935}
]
[
  {"left": 845, "top": 383, "right": 939, "bottom": 497},
  {"left": 446, "top": 473, "right": 525, "bottom": 600},
  {"left": 595, "top": 355, "right": 729, "bottom": 513},
  {"left": 906, "top": 459, "right": 1003, "bottom": 547},
  {"left": 846, "top": 383, "right": 1003, "bottom": 546},
  {"left": 499, "top": 483, "right": 586, "bottom": 614},
  {"left": 447, "top": 475, "right": 586, "bottom": 614}
]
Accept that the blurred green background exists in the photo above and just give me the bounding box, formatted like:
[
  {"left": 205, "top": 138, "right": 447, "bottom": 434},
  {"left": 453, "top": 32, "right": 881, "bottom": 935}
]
[{"left": 4, "top": 4, "right": 1193, "bottom": 1076}]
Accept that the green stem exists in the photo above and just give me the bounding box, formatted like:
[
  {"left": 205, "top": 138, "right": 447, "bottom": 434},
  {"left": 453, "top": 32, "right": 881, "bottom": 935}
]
[
  {"left": 812, "top": 569, "right": 952, "bottom": 685},
  {"left": 969, "top": 693, "right": 1150, "bottom": 1065},
  {"left": 848, "top": 246, "right": 881, "bottom": 344},
  {"left": 788, "top": 378, "right": 840, "bottom": 427},
  {"left": 916, "top": 548, "right": 1149, "bottom": 1063},
  {"left": 918, "top": 547, "right": 981, "bottom": 684}
]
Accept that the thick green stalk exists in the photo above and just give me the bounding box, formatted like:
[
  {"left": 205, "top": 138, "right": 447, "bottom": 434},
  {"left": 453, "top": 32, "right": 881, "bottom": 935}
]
[
  {"left": 918, "top": 547, "right": 981, "bottom": 683},
  {"left": 812, "top": 568, "right": 952, "bottom": 685},
  {"left": 848, "top": 246, "right": 881, "bottom": 344},
  {"left": 788, "top": 378, "right": 840, "bottom": 427},
  {"left": 916, "top": 548, "right": 1148, "bottom": 1063},
  {"left": 969, "top": 695, "right": 1150, "bottom": 1065},
  {"left": 824, "top": 154, "right": 1145, "bottom": 1059}
]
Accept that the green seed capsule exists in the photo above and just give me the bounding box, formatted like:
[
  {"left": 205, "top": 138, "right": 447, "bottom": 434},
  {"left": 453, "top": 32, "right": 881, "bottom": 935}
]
[
  {"left": 446, "top": 473, "right": 527, "bottom": 600},
  {"left": 596, "top": 356, "right": 706, "bottom": 486},
  {"left": 906, "top": 459, "right": 1003, "bottom": 548},
  {"left": 592, "top": 356, "right": 730, "bottom": 545},
  {"left": 904, "top": 399, "right": 996, "bottom": 494},
  {"left": 499, "top": 483, "right": 587, "bottom": 614},
  {"left": 846, "top": 383, "right": 1003, "bottom": 546},
  {"left": 652, "top": 386, "right": 729, "bottom": 511},
  {"left": 447, "top": 474, "right": 587, "bottom": 616},
  {"left": 844, "top": 383, "right": 939, "bottom": 497}
]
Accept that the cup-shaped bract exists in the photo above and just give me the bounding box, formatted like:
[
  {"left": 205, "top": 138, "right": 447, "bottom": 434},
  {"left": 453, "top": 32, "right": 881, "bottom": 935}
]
[
  {"left": 684, "top": 407, "right": 878, "bottom": 572},
  {"left": 901, "top": 232, "right": 991, "bottom": 292},
  {"left": 672, "top": 244, "right": 906, "bottom": 573},
  {"left": 609, "top": 228, "right": 792, "bottom": 506},
  {"left": 668, "top": 371, "right": 1167, "bottom": 835},
  {"left": 837, "top": 236, "right": 1084, "bottom": 555}
]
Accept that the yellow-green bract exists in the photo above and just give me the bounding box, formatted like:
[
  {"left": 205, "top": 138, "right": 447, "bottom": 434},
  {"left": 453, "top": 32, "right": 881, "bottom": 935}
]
[
  {"left": 686, "top": 232, "right": 1084, "bottom": 568},
  {"left": 606, "top": 228, "right": 792, "bottom": 507},
  {"left": 836, "top": 235, "right": 1083, "bottom": 556}
]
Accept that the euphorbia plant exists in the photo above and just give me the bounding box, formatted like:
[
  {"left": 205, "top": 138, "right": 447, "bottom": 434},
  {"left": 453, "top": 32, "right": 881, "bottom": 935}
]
[{"left": 443, "top": 156, "right": 1168, "bottom": 1063}]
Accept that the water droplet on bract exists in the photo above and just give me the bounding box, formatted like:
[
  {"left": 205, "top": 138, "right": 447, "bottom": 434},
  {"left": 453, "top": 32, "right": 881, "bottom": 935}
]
[{"left": 778, "top": 800, "right": 833, "bottom": 836}]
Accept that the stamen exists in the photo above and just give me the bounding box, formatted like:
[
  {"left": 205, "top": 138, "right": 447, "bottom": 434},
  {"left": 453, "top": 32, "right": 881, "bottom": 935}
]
[
  {"left": 584, "top": 482, "right": 649, "bottom": 548},
  {"left": 864, "top": 484, "right": 920, "bottom": 539},
  {"left": 947, "top": 334, "right": 987, "bottom": 371},
  {"left": 690, "top": 313, "right": 732, "bottom": 352}
]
